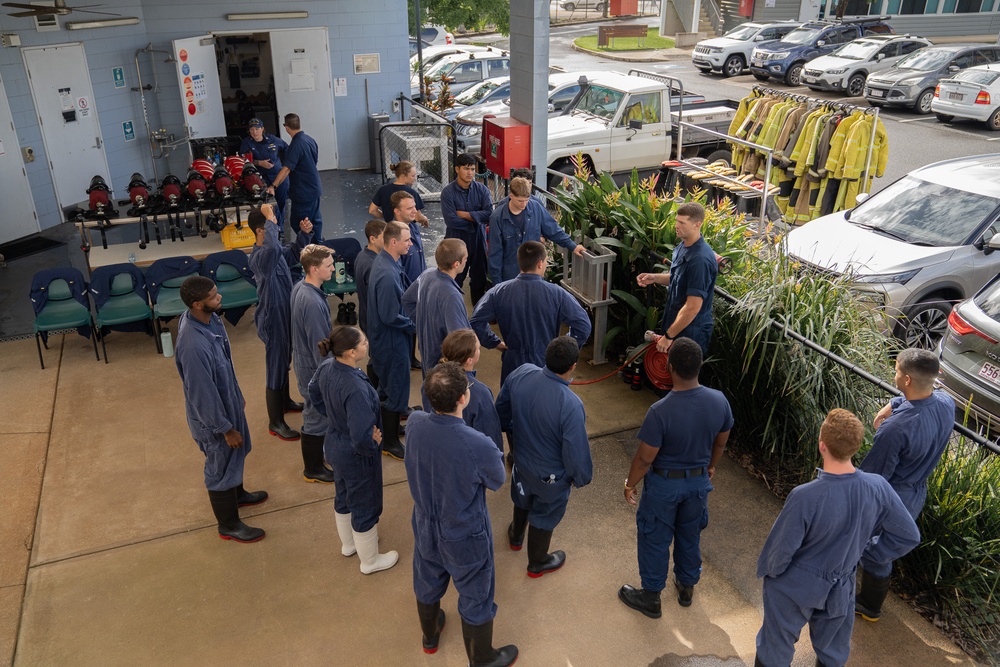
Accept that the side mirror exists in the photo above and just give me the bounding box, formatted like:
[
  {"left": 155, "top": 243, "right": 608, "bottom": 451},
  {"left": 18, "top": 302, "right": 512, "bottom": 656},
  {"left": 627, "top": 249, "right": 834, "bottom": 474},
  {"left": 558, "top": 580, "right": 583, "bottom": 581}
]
[
  {"left": 949, "top": 65, "right": 960, "bottom": 72},
  {"left": 754, "top": 34, "right": 765, "bottom": 41},
  {"left": 629, "top": 119, "right": 643, "bottom": 130},
  {"left": 817, "top": 39, "right": 826, "bottom": 47},
  {"left": 854, "top": 192, "right": 870, "bottom": 206},
  {"left": 984, "top": 232, "right": 1000, "bottom": 252},
  {"left": 876, "top": 53, "right": 885, "bottom": 61},
  {"left": 548, "top": 103, "right": 556, "bottom": 113}
]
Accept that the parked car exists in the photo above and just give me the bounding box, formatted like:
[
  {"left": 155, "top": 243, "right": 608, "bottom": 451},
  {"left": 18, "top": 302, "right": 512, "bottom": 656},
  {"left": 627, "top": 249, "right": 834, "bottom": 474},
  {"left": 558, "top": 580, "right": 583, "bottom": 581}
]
[
  {"left": 558, "top": 0, "right": 606, "bottom": 11},
  {"left": 749, "top": 17, "right": 894, "bottom": 86},
  {"left": 784, "top": 154, "right": 1000, "bottom": 350},
  {"left": 692, "top": 20, "right": 800, "bottom": 77},
  {"left": 801, "top": 34, "right": 930, "bottom": 96},
  {"left": 418, "top": 25, "right": 453, "bottom": 46},
  {"left": 409, "top": 38, "right": 432, "bottom": 58},
  {"left": 411, "top": 50, "right": 511, "bottom": 100},
  {"left": 932, "top": 65, "right": 1000, "bottom": 130},
  {"left": 937, "top": 272, "right": 1000, "bottom": 433},
  {"left": 443, "top": 77, "right": 511, "bottom": 120},
  {"left": 864, "top": 43, "right": 1000, "bottom": 114},
  {"left": 409, "top": 44, "right": 491, "bottom": 80}
]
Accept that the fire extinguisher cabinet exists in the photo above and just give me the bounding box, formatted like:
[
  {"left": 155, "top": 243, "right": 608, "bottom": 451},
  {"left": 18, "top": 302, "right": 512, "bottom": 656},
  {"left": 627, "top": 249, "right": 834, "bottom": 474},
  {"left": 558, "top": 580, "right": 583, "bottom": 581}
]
[
  {"left": 482, "top": 117, "right": 531, "bottom": 177},
  {"left": 610, "top": 0, "right": 639, "bottom": 15}
]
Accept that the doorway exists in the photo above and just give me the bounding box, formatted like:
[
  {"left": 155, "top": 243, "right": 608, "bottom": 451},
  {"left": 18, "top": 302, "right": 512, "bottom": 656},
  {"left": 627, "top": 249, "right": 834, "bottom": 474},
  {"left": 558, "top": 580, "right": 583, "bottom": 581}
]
[{"left": 0, "top": 74, "right": 39, "bottom": 244}]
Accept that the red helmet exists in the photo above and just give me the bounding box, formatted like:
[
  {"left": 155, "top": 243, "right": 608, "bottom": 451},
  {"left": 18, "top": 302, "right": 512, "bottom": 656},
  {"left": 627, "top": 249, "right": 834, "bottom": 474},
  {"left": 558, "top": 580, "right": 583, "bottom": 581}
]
[
  {"left": 191, "top": 159, "right": 215, "bottom": 181},
  {"left": 224, "top": 155, "right": 246, "bottom": 180}
]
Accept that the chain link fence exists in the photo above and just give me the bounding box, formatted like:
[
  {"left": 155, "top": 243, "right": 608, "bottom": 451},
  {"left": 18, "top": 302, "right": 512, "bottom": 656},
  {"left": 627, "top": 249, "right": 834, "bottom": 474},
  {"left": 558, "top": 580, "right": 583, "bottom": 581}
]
[
  {"left": 379, "top": 104, "right": 457, "bottom": 202},
  {"left": 548, "top": 0, "right": 661, "bottom": 22}
]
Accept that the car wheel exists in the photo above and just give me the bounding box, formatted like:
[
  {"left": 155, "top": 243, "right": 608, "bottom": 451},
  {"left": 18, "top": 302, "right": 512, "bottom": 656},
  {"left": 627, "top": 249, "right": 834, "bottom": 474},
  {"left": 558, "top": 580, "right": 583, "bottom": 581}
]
[
  {"left": 988, "top": 108, "right": 1000, "bottom": 131},
  {"left": 753, "top": 73, "right": 770, "bottom": 82},
  {"left": 723, "top": 55, "right": 745, "bottom": 77},
  {"left": 847, "top": 73, "right": 866, "bottom": 97},
  {"left": 935, "top": 113, "right": 954, "bottom": 123},
  {"left": 564, "top": 1, "right": 576, "bottom": 9},
  {"left": 900, "top": 299, "right": 953, "bottom": 350},
  {"left": 549, "top": 162, "right": 584, "bottom": 193},
  {"left": 595, "top": 2, "right": 605, "bottom": 10},
  {"left": 705, "top": 148, "right": 733, "bottom": 166},
  {"left": 784, "top": 63, "right": 803, "bottom": 87},
  {"left": 913, "top": 88, "right": 934, "bottom": 115}
]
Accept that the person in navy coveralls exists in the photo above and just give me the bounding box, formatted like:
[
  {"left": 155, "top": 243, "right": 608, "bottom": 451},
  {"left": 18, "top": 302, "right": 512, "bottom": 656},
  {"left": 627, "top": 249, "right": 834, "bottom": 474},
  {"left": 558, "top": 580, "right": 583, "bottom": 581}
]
[
  {"left": 496, "top": 336, "right": 592, "bottom": 578},
  {"left": 440, "top": 153, "right": 493, "bottom": 305},
  {"left": 308, "top": 326, "right": 398, "bottom": 575},
  {"left": 402, "top": 238, "right": 470, "bottom": 378},
  {"left": 855, "top": 348, "right": 954, "bottom": 622},
  {"left": 239, "top": 118, "right": 288, "bottom": 228},
  {"left": 636, "top": 202, "right": 717, "bottom": 357},
  {"left": 267, "top": 113, "right": 323, "bottom": 242},
  {"left": 618, "top": 337, "right": 733, "bottom": 618},
  {"left": 174, "top": 276, "right": 267, "bottom": 544},
  {"left": 354, "top": 218, "right": 386, "bottom": 388},
  {"left": 405, "top": 362, "right": 517, "bottom": 666},
  {"left": 754, "top": 409, "right": 919, "bottom": 667}
]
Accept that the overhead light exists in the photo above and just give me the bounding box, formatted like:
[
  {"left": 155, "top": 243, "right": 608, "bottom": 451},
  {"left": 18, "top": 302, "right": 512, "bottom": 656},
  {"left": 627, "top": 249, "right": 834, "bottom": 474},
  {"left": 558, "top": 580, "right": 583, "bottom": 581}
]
[
  {"left": 226, "top": 11, "right": 308, "bottom": 20},
  {"left": 65, "top": 17, "right": 139, "bottom": 30}
]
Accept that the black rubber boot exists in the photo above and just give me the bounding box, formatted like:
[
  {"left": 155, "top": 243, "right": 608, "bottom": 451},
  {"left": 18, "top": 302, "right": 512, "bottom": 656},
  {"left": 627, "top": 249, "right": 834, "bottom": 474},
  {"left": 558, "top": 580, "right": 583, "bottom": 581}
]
[
  {"left": 283, "top": 384, "right": 303, "bottom": 413},
  {"left": 754, "top": 656, "right": 766, "bottom": 667},
  {"left": 675, "top": 580, "right": 694, "bottom": 607},
  {"left": 236, "top": 483, "right": 269, "bottom": 507},
  {"left": 617, "top": 584, "right": 662, "bottom": 619},
  {"left": 208, "top": 488, "right": 265, "bottom": 543},
  {"left": 855, "top": 570, "right": 891, "bottom": 622},
  {"left": 380, "top": 407, "right": 405, "bottom": 460},
  {"left": 346, "top": 302, "right": 358, "bottom": 325},
  {"left": 301, "top": 433, "right": 335, "bottom": 483},
  {"left": 266, "top": 388, "right": 300, "bottom": 441},
  {"left": 507, "top": 507, "right": 528, "bottom": 551},
  {"left": 417, "top": 601, "right": 446, "bottom": 654},
  {"left": 526, "top": 526, "right": 565, "bottom": 578},
  {"left": 462, "top": 619, "right": 518, "bottom": 667}
]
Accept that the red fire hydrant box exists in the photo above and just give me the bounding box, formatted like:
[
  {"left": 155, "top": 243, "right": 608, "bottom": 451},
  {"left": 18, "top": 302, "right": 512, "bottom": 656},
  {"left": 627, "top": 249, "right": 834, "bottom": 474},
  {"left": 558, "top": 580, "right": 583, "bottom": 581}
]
[{"left": 482, "top": 116, "right": 531, "bottom": 177}]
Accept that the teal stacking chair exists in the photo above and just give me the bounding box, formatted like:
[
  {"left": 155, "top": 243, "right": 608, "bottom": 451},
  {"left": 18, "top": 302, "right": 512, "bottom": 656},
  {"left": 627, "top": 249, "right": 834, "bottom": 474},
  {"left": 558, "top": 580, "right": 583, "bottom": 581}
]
[
  {"left": 89, "top": 263, "right": 154, "bottom": 363},
  {"left": 30, "top": 267, "right": 99, "bottom": 369}
]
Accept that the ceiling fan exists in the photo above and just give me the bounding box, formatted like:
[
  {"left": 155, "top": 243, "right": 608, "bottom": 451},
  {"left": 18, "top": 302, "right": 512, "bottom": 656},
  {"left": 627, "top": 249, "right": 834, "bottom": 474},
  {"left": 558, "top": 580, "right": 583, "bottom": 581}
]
[{"left": 3, "top": 0, "right": 121, "bottom": 17}]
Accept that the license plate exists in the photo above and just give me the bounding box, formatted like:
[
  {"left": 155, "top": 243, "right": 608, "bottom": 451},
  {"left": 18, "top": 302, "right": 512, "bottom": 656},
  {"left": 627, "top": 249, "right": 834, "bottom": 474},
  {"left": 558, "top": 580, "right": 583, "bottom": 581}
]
[
  {"left": 948, "top": 92, "right": 964, "bottom": 101},
  {"left": 752, "top": 59, "right": 763, "bottom": 67},
  {"left": 979, "top": 361, "right": 1000, "bottom": 385},
  {"left": 868, "top": 88, "right": 884, "bottom": 98},
  {"left": 803, "top": 76, "right": 817, "bottom": 84}
]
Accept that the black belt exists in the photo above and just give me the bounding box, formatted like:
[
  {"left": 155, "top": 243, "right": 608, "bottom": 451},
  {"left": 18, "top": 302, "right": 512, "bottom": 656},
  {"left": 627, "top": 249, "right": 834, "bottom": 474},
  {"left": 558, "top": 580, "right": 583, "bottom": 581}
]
[{"left": 653, "top": 467, "right": 705, "bottom": 479}]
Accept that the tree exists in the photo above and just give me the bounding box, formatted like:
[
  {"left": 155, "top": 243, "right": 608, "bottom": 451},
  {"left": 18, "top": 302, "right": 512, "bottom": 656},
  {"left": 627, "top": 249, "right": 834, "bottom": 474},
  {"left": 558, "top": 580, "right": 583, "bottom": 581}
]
[{"left": 408, "top": 0, "right": 511, "bottom": 36}]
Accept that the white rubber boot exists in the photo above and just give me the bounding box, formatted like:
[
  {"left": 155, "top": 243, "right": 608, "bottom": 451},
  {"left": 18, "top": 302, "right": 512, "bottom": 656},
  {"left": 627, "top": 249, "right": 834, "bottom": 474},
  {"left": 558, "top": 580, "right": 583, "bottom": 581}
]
[
  {"left": 353, "top": 524, "right": 398, "bottom": 575},
  {"left": 334, "top": 512, "right": 357, "bottom": 557}
]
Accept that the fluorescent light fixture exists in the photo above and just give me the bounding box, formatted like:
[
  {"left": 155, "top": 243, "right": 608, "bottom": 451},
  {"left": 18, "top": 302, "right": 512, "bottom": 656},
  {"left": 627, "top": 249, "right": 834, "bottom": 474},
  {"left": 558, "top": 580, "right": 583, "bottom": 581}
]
[
  {"left": 65, "top": 16, "right": 139, "bottom": 30},
  {"left": 226, "top": 11, "right": 308, "bottom": 20}
]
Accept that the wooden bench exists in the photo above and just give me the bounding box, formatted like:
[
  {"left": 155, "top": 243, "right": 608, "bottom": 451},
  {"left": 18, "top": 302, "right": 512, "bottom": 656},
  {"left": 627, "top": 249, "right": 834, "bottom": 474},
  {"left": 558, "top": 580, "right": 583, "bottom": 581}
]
[{"left": 597, "top": 24, "right": 648, "bottom": 48}]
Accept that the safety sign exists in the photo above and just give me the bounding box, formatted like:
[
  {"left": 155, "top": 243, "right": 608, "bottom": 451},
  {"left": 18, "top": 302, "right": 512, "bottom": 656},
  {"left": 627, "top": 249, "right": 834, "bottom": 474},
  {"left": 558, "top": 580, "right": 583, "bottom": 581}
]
[
  {"left": 123, "top": 120, "right": 135, "bottom": 142},
  {"left": 112, "top": 66, "right": 126, "bottom": 89}
]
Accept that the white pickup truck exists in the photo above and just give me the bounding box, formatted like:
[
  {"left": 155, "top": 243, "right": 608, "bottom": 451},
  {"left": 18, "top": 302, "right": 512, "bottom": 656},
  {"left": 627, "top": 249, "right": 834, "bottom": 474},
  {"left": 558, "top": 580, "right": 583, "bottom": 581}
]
[{"left": 541, "top": 70, "right": 738, "bottom": 189}]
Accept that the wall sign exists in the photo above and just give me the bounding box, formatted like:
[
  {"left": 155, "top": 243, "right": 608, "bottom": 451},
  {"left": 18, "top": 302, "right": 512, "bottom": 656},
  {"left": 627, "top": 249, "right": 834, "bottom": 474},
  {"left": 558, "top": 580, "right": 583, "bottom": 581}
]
[
  {"left": 112, "top": 66, "right": 126, "bottom": 89},
  {"left": 353, "top": 53, "right": 380, "bottom": 75},
  {"left": 123, "top": 120, "right": 135, "bottom": 142}
]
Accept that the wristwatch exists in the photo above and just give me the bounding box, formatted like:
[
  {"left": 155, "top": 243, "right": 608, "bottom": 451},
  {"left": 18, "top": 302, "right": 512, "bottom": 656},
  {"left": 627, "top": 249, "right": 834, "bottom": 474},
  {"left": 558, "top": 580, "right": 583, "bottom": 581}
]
[
  {"left": 663, "top": 332, "right": 675, "bottom": 341},
  {"left": 624, "top": 478, "right": 635, "bottom": 491}
]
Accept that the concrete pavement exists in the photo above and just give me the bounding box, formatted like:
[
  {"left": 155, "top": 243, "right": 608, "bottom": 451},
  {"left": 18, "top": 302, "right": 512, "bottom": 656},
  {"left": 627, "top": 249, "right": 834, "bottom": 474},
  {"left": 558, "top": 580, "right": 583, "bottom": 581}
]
[{"left": 1, "top": 292, "right": 981, "bottom": 666}]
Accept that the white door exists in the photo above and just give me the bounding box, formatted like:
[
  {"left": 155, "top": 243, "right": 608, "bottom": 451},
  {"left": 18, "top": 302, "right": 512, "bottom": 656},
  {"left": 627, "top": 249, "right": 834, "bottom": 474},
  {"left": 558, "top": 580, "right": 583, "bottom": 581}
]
[
  {"left": 799, "top": 0, "right": 821, "bottom": 20},
  {"left": 269, "top": 28, "right": 338, "bottom": 170},
  {"left": 172, "top": 36, "right": 226, "bottom": 139},
  {"left": 22, "top": 43, "right": 111, "bottom": 212},
  {"left": 609, "top": 91, "right": 668, "bottom": 173},
  {"left": 0, "top": 74, "right": 39, "bottom": 244}
]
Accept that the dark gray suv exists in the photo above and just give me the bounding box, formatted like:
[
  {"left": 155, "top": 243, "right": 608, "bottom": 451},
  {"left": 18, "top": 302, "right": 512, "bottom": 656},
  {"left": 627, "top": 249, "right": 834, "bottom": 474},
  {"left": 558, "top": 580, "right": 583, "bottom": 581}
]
[{"left": 864, "top": 43, "right": 1000, "bottom": 114}]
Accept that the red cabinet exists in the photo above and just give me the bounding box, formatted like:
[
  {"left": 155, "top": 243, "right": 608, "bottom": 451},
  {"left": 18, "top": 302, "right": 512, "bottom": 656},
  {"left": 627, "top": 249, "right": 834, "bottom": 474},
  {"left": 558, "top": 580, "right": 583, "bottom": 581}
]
[{"left": 482, "top": 117, "right": 531, "bottom": 177}]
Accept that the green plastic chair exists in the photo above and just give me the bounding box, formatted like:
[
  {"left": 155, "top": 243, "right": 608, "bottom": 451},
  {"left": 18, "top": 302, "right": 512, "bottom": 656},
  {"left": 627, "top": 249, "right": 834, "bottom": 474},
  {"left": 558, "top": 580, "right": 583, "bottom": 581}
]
[
  {"left": 32, "top": 275, "right": 99, "bottom": 369},
  {"left": 94, "top": 271, "right": 154, "bottom": 363},
  {"left": 152, "top": 274, "right": 191, "bottom": 348},
  {"left": 213, "top": 261, "right": 259, "bottom": 309}
]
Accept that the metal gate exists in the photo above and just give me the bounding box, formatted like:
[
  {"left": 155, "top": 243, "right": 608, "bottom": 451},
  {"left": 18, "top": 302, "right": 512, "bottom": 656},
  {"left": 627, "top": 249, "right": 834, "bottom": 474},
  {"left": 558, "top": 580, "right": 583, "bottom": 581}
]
[{"left": 378, "top": 105, "right": 456, "bottom": 203}]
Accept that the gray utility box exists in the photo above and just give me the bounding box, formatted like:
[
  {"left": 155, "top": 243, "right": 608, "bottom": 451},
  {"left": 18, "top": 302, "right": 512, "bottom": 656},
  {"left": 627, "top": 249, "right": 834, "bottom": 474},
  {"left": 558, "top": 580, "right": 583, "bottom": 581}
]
[
  {"left": 368, "top": 113, "right": 391, "bottom": 175},
  {"left": 557, "top": 239, "right": 616, "bottom": 364}
]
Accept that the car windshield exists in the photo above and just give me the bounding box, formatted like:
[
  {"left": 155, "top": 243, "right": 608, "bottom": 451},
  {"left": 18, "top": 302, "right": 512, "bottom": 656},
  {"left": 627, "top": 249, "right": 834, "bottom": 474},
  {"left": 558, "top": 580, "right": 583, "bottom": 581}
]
[
  {"left": 849, "top": 176, "right": 1000, "bottom": 246},
  {"left": 834, "top": 41, "right": 880, "bottom": 60},
  {"left": 953, "top": 69, "right": 1000, "bottom": 85},
  {"left": 895, "top": 49, "right": 952, "bottom": 71},
  {"left": 454, "top": 80, "right": 503, "bottom": 105},
  {"left": 974, "top": 276, "right": 1000, "bottom": 323},
  {"left": 426, "top": 59, "right": 459, "bottom": 79},
  {"left": 574, "top": 85, "right": 625, "bottom": 119},
  {"left": 724, "top": 24, "right": 761, "bottom": 40},
  {"left": 782, "top": 27, "right": 821, "bottom": 45}
]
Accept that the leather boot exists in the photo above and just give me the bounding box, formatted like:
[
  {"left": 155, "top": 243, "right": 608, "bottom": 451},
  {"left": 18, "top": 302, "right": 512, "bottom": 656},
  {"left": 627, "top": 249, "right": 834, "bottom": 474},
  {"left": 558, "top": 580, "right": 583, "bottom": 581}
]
[
  {"left": 526, "top": 525, "right": 565, "bottom": 578},
  {"left": 507, "top": 507, "right": 528, "bottom": 551},
  {"left": 334, "top": 512, "right": 357, "bottom": 557},
  {"left": 417, "top": 600, "right": 446, "bottom": 654},
  {"left": 236, "top": 483, "right": 269, "bottom": 507},
  {"left": 617, "top": 584, "right": 662, "bottom": 619},
  {"left": 380, "top": 407, "right": 405, "bottom": 460},
  {"left": 462, "top": 619, "right": 518, "bottom": 667},
  {"left": 855, "top": 570, "right": 891, "bottom": 622},
  {"left": 283, "top": 384, "right": 303, "bottom": 413},
  {"left": 300, "top": 433, "right": 335, "bottom": 483},
  {"left": 353, "top": 524, "right": 398, "bottom": 574},
  {"left": 266, "top": 388, "right": 300, "bottom": 441},
  {"left": 208, "top": 487, "right": 265, "bottom": 543},
  {"left": 675, "top": 580, "right": 694, "bottom": 607},
  {"left": 346, "top": 302, "right": 358, "bottom": 325}
]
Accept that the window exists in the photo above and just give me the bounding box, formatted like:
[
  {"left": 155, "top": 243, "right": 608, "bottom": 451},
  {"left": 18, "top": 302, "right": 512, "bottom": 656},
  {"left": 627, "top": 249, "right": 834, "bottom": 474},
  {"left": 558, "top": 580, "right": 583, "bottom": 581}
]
[
  {"left": 898, "top": 0, "right": 927, "bottom": 13},
  {"left": 758, "top": 29, "right": 777, "bottom": 40},
  {"left": 487, "top": 59, "right": 510, "bottom": 78},
  {"left": 449, "top": 61, "right": 483, "bottom": 84},
  {"left": 899, "top": 40, "right": 924, "bottom": 55},
  {"left": 952, "top": 52, "right": 975, "bottom": 69},
  {"left": 618, "top": 92, "right": 661, "bottom": 127},
  {"left": 777, "top": 26, "right": 798, "bottom": 38},
  {"left": 550, "top": 85, "right": 581, "bottom": 112},
  {"left": 877, "top": 43, "right": 900, "bottom": 58},
  {"left": 956, "top": 0, "right": 979, "bottom": 11},
  {"left": 975, "top": 48, "right": 1000, "bottom": 64}
]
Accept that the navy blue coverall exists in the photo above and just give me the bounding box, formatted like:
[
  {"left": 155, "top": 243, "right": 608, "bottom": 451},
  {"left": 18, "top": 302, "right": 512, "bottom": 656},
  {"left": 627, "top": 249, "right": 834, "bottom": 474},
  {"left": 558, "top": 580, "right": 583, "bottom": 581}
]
[
  {"left": 401, "top": 268, "right": 470, "bottom": 376},
  {"left": 420, "top": 370, "right": 503, "bottom": 452},
  {"left": 858, "top": 390, "right": 953, "bottom": 577},
  {"left": 440, "top": 179, "right": 493, "bottom": 302},
  {"left": 661, "top": 236, "right": 718, "bottom": 356},
  {"left": 240, "top": 133, "right": 288, "bottom": 228},
  {"left": 368, "top": 250, "right": 416, "bottom": 413},
  {"left": 495, "top": 364, "right": 592, "bottom": 530},
  {"left": 487, "top": 197, "right": 577, "bottom": 286},
  {"left": 290, "top": 279, "right": 331, "bottom": 436},
  {"left": 755, "top": 470, "right": 920, "bottom": 667},
  {"left": 175, "top": 310, "right": 251, "bottom": 491},
  {"left": 470, "top": 273, "right": 592, "bottom": 386},
  {"left": 405, "top": 411, "right": 506, "bottom": 625},
  {"left": 284, "top": 130, "right": 323, "bottom": 241},
  {"left": 371, "top": 183, "right": 427, "bottom": 284},
  {"left": 248, "top": 223, "right": 311, "bottom": 391},
  {"left": 308, "top": 358, "right": 384, "bottom": 532}
]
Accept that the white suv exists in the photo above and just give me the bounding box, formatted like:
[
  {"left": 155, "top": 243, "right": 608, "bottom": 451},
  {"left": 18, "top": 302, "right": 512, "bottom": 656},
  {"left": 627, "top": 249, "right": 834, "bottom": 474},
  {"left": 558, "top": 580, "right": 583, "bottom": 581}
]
[
  {"left": 692, "top": 21, "right": 800, "bottom": 77},
  {"left": 802, "top": 35, "right": 930, "bottom": 97},
  {"left": 411, "top": 50, "right": 511, "bottom": 101}
]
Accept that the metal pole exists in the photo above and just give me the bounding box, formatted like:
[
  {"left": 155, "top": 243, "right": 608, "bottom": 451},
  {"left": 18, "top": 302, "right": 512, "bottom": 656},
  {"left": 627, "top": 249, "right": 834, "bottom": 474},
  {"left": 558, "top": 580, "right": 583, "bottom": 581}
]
[
  {"left": 861, "top": 106, "right": 879, "bottom": 195},
  {"left": 414, "top": 0, "right": 425, "bottom": 101}
]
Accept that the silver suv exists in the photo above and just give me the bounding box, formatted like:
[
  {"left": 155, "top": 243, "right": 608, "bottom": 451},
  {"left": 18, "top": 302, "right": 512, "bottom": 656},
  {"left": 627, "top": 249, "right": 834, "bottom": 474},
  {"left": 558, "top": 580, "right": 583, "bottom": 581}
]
[
  {"left": 785, "top": 155, "right": 1000, "bottom": 350},
  {"left": 692, "top": 21, "right": 800, "bottom": 77}
]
